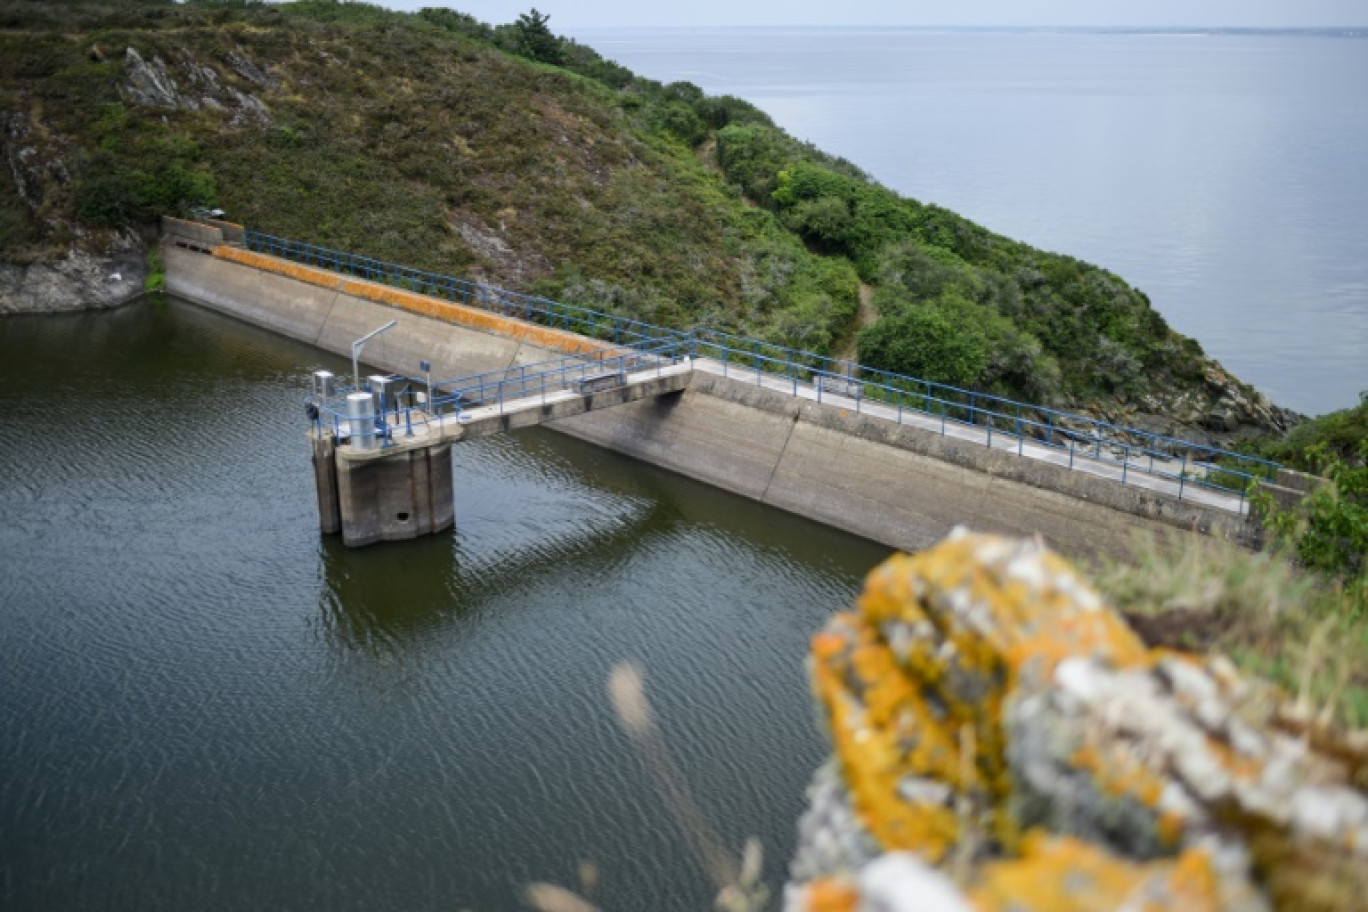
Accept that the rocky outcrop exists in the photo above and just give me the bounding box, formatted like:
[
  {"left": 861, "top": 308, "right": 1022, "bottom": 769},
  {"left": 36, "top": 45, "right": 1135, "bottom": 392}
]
[
  {"left": 121, "top": 47, "right": 270, "bottom": 127},
  {"left": 0, "top": 242, "right": 147, "bottom": 314},
  {"left": 3, "top": 108, "right": 75, "bottom": 235},
  {"left": 1062, "top": 363, "right": 1299, "bottom": 450},
  {"left": 787, "top": 531, "right": 1368, "bottom": 912}
]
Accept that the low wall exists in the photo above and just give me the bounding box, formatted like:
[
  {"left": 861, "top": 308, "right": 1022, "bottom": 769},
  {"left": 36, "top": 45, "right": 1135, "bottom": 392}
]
[
  {"left": 164, "top": 238, "right": 1258, "bottom": 561},
  {"left": 550, "top": 374, "right": 1255, "bottom": 559}
]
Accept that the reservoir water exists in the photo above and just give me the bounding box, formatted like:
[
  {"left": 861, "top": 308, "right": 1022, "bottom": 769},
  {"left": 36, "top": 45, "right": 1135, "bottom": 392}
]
[
  {"left": 581, "top": 27, "right": 1368, "bottom": 416},
  {"left": 0, "top": 299, "right": 890, "bottom": 910}
]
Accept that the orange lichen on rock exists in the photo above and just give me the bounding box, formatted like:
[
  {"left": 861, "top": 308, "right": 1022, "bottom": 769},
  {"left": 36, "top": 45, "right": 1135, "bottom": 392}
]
[
  {"left": 800, "top": 878, "right": 859, "bottom": 912},
  {"left": 789, "top": 530, "right": 1368, "bottom": 912},
  {"left": 967, "top": 833, "right": 1220, "bottom": 912},
  {"left": 812, "top": 533, "right": 1155, "bottom": 865},
  {"left": 213, "top": 245, "right": 613, "bottom": 357},
  {"left": 810, "top": 613, "right": 961, "bottom": 860}
]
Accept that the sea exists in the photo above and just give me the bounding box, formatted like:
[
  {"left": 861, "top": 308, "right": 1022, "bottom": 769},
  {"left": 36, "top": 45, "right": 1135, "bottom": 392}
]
[{"left": 578, "top": 27, "right": 1368, "bottom": 417}]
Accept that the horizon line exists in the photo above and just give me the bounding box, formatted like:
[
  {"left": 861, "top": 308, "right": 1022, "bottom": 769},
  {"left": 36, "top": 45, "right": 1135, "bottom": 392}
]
[{"left": 570, "top": 24, "right": 1368, "bottom": 32}]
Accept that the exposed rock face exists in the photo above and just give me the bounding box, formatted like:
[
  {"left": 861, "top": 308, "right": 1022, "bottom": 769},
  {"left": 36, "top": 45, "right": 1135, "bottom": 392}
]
[
  {"left": 3, "top": 109, "right": 75, "bottom": 234},
  {"left": 0, "top": 242, "right": 147, "bottom": 314},
  {"left": 1065, "top": 365, "right": 1299, "bottom": 449},
  {"left": 121, "top": 47, "right": 192, "bottom": 109},
  {"left": 787, "top": 531, "right": 1368, "bottom": 912},
  {"left": 120, "top": 46, "right": 270, "bottom": 126}
]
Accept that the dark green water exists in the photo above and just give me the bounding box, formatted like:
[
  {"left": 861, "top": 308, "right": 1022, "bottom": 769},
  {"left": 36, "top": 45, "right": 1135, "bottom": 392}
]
[{"left": 0, "top": 298, "right": 890, "bottom": 910}]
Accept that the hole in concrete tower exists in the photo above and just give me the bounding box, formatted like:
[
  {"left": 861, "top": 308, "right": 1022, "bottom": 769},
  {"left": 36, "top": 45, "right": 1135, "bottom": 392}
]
[{"left": 396, "top": 512, "right": 411, "bottom": 522}]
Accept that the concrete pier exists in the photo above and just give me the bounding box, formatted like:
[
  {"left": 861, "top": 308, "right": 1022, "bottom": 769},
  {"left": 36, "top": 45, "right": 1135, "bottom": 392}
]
[
  {"left": 311, "top": 433, "right": 342, "bottom": 535},
  {"left": 312, "top": 431, "right": 455, "bottom": 548},
  {"left": 308, "top": 363, "right": 690, "bottom": 547}
]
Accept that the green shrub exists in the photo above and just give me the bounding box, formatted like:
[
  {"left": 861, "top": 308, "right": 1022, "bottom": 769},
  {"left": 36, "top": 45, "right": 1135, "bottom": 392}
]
[
  {"left": 650, "top": 100, "right": 707, "bottom": 147},
  {"left": 75, "top": 169, "right": 147, "bottom": 227},
  {"left": 1266, "top": 392, "right": 1368, "bottom": 467},
  {"left": 510, "top": 8, "right": 562, "bottom": 65},
  {"left": 787, "top": 195, "right": 851, "bottom": 249},
  {"left": 1258, "top": 440, "right": 1368, "bottom": 584},
  {"left": 75, "top": 160, "right": 216, "bottom": 228},
  {"left": 416, "top": 7, "right": 492, "bottom": 42},
  {"left": 0, "top": 190, "right": 36, "bottom": 251},
  {"left": 692, "top": 95, "right": 773, "bottom": 130},
  {"left": 857, "top": 293, "right": 988, "bottom": 387}
]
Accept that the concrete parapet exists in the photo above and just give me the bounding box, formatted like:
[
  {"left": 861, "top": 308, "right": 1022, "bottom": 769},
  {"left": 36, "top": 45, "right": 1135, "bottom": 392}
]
[
  {"left": 1272, "top": 466, "right": 1325, "bottom": 494},
  {"left": 552, "top": 371, "right": 1260, "bottom": 561},
  {"left": 161, "top": 216, "right": 224, "bottom": 250},
  {"left": 203, "top": 218, "right": 245, "bottom": 246},
  {"left": 210, "top": 245, "right": 612, "bottom": 359}
]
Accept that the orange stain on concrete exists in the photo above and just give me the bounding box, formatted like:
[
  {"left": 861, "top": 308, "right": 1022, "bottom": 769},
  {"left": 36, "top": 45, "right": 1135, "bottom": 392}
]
[{"left": 213, "top": 245, "right": 616, "bottom": 357}]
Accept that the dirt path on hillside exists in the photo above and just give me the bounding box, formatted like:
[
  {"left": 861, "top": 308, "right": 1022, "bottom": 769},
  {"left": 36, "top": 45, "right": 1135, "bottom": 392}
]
[{"left": 834, "top": 282, "right": 876, "bottom": 362}]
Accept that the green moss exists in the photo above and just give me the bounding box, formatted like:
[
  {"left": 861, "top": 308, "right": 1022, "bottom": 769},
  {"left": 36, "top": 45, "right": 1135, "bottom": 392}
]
[{"left": 144, "top": 245, "right": 163, "bottom": 293}]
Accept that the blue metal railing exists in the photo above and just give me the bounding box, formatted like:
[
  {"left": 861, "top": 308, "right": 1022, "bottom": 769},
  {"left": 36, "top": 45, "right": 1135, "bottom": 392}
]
[
  {"left": 686, "top": 328, "right": 1275, "bottom": 508},
  {"left": 312, "top": 341, "right": 686, "bottom": 446},
  {"left": 251, "top": 230, "right": 1278, "bottom": 510}
]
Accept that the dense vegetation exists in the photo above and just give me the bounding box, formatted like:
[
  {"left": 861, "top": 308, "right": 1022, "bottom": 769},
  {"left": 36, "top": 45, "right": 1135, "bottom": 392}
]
[
  {"left": 0, "top": 0, "right": 1283, "bottom": 434},
  {"left": 1255, "top": 394, "right": 1368, "bottom": 586}
]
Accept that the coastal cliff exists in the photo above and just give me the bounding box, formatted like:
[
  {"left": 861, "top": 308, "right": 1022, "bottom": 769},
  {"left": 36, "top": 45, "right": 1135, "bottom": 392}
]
[
  {"left": 0, "top": 0, "right": 1294, "bottom": 442},
  {"left": 786, "top": 531, "right": 1368, "bottom": 912}
]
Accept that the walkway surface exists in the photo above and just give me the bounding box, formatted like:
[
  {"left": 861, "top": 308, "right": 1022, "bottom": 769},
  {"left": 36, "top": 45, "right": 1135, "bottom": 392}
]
[
  {"left": 351, "top": 361, "right": 693, "bottom": 452},
  {"left": 350, "top": 353, "right": 1244, "bottom": 515}
]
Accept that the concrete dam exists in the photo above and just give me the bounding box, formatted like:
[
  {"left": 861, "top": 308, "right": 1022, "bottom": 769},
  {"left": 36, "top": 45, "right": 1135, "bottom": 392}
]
[{"left": 161, "top": 218, "right": 1278, "bottom": 560}]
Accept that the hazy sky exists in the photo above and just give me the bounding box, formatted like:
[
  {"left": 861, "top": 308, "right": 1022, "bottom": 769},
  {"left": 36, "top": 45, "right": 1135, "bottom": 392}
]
[{"left": 386, "top": 1, "right": 1366, "bottom": 31}]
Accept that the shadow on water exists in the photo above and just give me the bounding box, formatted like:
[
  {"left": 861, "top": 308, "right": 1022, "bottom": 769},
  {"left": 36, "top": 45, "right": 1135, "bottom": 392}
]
[
  {"left": 508, "top": 426, "right": 894, "bottom": 571},
  {"left": 316, "top": 482, "right": 678, "bottom": 655},
  {"left": 315, "top": 424, "right": 890, "bottom": 659},
  {"left": 316, "top": 532, "right": 461, "bottom": 652}
]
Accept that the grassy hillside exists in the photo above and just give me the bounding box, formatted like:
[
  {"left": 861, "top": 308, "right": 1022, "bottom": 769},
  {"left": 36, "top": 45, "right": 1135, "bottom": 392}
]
[{"left": 0, "top": 0, "right": 1294, "bottom": 440}]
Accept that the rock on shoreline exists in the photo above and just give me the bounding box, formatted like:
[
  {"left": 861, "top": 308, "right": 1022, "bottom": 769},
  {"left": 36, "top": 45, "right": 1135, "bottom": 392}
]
[{"left": 0, "top": 244, "right": 148, "bottom": 315}]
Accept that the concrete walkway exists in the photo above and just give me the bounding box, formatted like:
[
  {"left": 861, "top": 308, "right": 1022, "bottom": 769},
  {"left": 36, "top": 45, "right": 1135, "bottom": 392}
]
[
  {"left": 357, "top": 353, "right": 1245, "bottom": 515},
  {"left": 355, "top": 361, "right": 694, "bottom": 453},
  {"left": 691, "top": 357, "right": 1249, "bottom": 516}
]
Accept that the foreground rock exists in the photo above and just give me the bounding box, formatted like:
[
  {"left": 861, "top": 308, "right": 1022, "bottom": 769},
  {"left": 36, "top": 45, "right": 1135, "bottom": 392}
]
[{"left": 787, "top": 531, "right": 1368, "bottom": 912}]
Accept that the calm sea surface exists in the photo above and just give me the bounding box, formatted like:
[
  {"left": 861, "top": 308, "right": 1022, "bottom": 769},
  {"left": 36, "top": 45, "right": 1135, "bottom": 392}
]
[
  {"left": 0, "top": 300, "right": 890, "bottom": 910},
  {"left": 582, "top": 28, "right": 1368, "bottom": 416}
]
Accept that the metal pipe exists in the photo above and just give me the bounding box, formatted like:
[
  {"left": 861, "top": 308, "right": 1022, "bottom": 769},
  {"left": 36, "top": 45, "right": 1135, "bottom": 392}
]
[{"left": 351, "top": 320, "right": 398, "bottom": 390}]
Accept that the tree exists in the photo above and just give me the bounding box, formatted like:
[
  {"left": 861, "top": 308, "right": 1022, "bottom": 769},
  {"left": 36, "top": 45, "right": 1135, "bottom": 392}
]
[{"left": 513, "top": 8, "right": 562, "bottom": 65}]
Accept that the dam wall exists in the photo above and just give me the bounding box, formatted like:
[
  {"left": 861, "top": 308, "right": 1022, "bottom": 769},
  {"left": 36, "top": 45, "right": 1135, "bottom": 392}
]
[{"left": 163, "top": 237, "right": 1259, "bottom": 561}]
